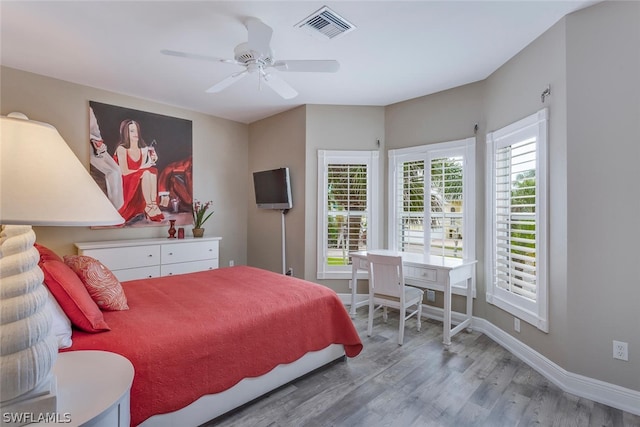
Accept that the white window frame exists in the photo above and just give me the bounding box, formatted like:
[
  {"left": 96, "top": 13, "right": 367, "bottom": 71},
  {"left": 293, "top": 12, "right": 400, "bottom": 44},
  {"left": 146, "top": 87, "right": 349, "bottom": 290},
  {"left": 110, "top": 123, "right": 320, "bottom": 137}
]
[
  {"left": 485, "top": 108, "right": 548, "bottom": 332},
  {"left": 388, "top": 137, "right": 476, "bottom": 262},
  {"left": 317, "top": 150, "right": 379, "bottom": 279}
]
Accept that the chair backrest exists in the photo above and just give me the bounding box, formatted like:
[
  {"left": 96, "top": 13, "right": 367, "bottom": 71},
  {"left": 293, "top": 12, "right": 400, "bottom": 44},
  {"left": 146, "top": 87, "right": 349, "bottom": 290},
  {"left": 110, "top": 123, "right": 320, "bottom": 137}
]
[{"left": 367, "top": 254, "right": 404, "bottom": 299}]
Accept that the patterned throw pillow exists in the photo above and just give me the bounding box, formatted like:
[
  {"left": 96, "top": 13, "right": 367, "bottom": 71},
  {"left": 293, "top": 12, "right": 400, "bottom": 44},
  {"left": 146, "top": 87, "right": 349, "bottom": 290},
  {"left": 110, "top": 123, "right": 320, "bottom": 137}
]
[{"left": 64, "top": 255, "right": 129, "bottom": 311}]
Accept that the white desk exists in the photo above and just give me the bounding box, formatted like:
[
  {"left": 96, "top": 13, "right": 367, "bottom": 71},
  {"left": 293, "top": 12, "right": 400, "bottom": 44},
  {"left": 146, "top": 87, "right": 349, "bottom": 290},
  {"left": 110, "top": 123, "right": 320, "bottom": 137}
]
[{"left": 350, "top": 250, "right": 477, "bottom": 347}]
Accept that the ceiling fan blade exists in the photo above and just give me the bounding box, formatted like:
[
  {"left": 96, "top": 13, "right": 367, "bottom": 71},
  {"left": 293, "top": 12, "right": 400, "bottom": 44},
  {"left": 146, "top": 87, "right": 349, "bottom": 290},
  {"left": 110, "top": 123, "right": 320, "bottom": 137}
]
[
  {"left": 262, "top": 73, "right": 298, "bottom": 99},
  {"left": 246, "top": 18, "right": 273, "bottom": 54},
  {"left": 161, "top": 49, "right": 236, "bottom": 64},
  {"left": 272, "top": 60, "right": 340, "bottom": 73},
  {"left": 205, "top": 70, "right": 248, "bottom": 93}
]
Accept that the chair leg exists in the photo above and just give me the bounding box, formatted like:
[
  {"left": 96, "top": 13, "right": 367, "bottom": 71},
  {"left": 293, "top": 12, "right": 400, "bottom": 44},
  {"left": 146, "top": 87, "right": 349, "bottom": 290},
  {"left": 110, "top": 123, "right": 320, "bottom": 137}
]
[
  {"left": 383, "top": 306, "right": 388, "bottom": 322},
  {"left": 367, "top": 298, "right": 375, "bottom": 337},
  {"left": 398, "top": 309, "right": 405, "bottom": 345},
  {"left": 416, "top": 302, "right": 422, "bottom": 332}
]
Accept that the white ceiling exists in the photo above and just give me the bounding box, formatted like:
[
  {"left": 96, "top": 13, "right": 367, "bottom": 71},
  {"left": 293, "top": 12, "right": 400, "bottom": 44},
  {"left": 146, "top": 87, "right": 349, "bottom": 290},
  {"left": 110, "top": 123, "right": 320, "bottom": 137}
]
[{"left": 1, "top": 1, "right": 596, "bottom": 124}]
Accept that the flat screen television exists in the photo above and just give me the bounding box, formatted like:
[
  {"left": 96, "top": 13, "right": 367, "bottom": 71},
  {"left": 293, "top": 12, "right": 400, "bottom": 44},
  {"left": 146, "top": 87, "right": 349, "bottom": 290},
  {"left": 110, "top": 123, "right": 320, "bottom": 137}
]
[{"left": 253, "top": 167, "right": 293, "bottom": 210}]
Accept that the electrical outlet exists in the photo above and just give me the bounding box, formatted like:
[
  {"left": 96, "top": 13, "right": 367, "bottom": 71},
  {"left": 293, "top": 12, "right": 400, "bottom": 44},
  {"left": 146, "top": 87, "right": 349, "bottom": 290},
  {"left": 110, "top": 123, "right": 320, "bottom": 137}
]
[
  {"left": 514, "top": 318, "right": 520, "bottom": 333},
  {"left": 426, "top": 290, "right": 436, "bottom": 302},
  {"left": 613, "top": 340, "right": 628, "bottom": 361},
  {"left": 229, "top": 260, "right": 234, "bottom": 267}
]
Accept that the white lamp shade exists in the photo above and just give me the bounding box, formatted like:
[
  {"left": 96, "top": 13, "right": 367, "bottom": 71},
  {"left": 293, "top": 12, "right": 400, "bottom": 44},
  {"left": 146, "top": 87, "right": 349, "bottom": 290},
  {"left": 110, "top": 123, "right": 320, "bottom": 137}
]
[{"left": 0, "top": 114, "right": 124, "bottom": 226}]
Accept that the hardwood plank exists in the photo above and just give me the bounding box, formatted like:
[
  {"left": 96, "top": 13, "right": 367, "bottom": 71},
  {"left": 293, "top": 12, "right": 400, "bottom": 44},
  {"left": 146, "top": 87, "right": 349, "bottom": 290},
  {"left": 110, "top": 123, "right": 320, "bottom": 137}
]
[{"left": 204, "top": 309, "right": 640, "bottom": 427}]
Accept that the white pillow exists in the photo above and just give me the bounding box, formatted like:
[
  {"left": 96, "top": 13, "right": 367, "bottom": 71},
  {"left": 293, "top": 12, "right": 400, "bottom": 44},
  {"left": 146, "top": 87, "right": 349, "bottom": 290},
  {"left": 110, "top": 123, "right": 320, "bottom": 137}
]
[{"left": 46, "top": 288, "right": 72, "bottom": 349}]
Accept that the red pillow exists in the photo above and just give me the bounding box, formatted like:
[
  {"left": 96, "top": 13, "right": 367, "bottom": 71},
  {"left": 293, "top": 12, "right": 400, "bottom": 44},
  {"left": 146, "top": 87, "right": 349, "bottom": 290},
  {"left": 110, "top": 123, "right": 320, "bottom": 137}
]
[
  {"left": 34, "top": 243, "right": 63, "bottom": 264},
  {"left": 40, "top": 260, "right": 110, "bottom": 333},
  {"left": 64, "top": 255, "right": 128, "bottom": 311}
]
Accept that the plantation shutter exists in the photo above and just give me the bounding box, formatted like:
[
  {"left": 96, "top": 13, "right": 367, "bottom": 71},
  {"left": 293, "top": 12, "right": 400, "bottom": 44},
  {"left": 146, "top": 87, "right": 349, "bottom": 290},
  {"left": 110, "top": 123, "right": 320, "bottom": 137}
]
[
  {"left": 389, "top": 138, "right": 474, "bottom": 261},
  {"left": 326, "top": 163, "right": 368, "bottom": 266},
  {"left": 318, "top": 150, "right": 378, "bottom": 279},
  {"left": 486, "top": 108, "right": 547, "bottom": 331},
  {"left": 396, "top": 159, "right": 425, "bottom": 253},
  {"left": 494, "top": 138, "right": 537, "bottom": 300},
  {"left": 430, "top": 156, "right": 464, "bottom": 258}
]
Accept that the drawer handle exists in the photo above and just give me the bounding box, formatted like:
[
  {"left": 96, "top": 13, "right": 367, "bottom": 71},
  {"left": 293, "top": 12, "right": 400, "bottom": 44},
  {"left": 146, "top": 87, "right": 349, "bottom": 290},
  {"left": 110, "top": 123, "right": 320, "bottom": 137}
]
[
  {"left": 168, "top": 252, "right": 173, "bottom": 256},
  {"left": 148, "top": 254, "right": 153, "bottom": 257},
  {"left": 208, "top": 249, "right": 213, "bottom": 252}
]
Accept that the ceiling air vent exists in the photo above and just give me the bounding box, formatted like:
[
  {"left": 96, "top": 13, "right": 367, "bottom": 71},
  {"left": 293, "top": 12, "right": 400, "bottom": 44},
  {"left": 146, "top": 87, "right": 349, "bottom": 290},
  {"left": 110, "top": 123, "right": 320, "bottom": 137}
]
[{"left": 295, "top": 6, "right": 356, "bottom": 41}]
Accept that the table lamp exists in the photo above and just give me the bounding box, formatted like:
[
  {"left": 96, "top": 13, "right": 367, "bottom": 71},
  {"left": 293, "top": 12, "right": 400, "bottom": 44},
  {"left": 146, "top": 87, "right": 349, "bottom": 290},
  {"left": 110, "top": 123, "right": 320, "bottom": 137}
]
[{"left": 0, "top": 113, "right": 124, "bottom": 419}]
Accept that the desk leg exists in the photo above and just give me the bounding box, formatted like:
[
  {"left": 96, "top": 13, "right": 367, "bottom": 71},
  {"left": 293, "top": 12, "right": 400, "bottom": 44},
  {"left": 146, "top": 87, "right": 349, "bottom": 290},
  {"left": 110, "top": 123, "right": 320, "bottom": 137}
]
[
  {"left": 350, "top": 264, "right": 358, "bottom": 318},
  {"left": 465, "top": 277, "right": 473, "bottom": 333},
  {"left": 443, "top": 277, "right": 452, "bottom": 348}
]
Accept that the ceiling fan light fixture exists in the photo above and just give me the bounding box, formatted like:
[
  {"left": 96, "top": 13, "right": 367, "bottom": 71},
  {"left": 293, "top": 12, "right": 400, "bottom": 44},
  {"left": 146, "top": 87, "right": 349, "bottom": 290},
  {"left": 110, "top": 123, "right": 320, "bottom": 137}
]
[{"left": 295, "top": 6, "right": 356, "bottom": 41}]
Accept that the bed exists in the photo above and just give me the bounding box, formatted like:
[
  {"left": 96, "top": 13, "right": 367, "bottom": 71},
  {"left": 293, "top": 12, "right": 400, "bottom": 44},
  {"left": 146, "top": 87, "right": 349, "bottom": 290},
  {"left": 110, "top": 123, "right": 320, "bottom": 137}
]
[{"left": 62, "top": 265, "right": 363, "bottom": 426}]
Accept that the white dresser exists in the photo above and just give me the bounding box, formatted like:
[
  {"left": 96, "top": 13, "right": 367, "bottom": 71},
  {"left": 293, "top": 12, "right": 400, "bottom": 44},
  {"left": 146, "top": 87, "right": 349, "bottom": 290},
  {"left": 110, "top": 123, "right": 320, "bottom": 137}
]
[{"left": 75, "top": 237, "right": 221, "bottom": 281}]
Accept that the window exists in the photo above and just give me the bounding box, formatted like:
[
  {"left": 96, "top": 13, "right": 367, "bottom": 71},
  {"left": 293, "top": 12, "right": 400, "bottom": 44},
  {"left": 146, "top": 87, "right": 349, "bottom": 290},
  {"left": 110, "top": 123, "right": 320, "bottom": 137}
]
[
  {"left": 486, "top": 108, "right": 548, "bottom": 331},
  {"left": 317, "top": 150, "right": 379, "bottom": 279},
  {"left": 388, "top": 137, "right": 475, "bottom": 261}
]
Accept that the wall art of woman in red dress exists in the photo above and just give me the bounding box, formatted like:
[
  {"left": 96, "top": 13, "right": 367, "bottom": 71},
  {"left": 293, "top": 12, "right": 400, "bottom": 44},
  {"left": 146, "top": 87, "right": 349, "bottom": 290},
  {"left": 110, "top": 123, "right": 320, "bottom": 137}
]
[{"left": 113, "top": 119, "right": 164, "bottom": 222}]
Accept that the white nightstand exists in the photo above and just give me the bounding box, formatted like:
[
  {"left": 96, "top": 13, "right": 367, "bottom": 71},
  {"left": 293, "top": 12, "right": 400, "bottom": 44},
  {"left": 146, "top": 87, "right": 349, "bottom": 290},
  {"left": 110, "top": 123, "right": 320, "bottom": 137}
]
[{"left": 41, "top": 351, "right": 134, "bottom": 427}]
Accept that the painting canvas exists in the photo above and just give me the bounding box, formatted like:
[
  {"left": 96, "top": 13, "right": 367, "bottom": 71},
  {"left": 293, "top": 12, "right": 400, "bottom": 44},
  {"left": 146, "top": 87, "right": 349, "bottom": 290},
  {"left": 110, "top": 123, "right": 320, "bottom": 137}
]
[{"left": 89, "top": 101, "right": 193, "bottom": 228}]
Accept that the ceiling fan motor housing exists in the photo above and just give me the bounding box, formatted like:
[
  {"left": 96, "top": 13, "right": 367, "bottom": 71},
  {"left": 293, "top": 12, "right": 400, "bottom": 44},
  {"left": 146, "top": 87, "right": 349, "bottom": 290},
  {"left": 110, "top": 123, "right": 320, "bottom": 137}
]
[{"left": 234, "top": 42, "right": 273, "bottom": 69}]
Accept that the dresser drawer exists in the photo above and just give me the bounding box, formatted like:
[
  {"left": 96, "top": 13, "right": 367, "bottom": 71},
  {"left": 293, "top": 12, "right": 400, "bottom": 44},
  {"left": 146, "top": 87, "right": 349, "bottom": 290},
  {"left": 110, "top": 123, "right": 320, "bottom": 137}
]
[
  {"left": 113, "top": 266, "right": 161, "bottom": 282},
  {"left": 80, "top": 245, "right": 160, "bottom": 271},
  {"left": 76, "top": 237, "right": 221, "bottom": 279},
  {"left": 356, "top": 257, "right": 369, "bottom": 270},
  {"left": 161, "top": 259, "right": 219, "bottom": 277},
  {"left": 160, "top": 241, "right": 218, "bottom": 264},
  {"left": 405, "top": 266, "right": 438, "bottom": 282}
]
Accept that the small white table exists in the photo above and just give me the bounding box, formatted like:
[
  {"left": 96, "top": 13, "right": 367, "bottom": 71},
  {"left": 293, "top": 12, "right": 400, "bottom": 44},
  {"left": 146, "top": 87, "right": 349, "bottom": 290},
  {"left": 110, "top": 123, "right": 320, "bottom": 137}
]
[
  {"left": 40, "top": 351, "right": 134, "bottom": 427},
  {"left": 350, "top": 250, "right": 477, "bottom": 347}
]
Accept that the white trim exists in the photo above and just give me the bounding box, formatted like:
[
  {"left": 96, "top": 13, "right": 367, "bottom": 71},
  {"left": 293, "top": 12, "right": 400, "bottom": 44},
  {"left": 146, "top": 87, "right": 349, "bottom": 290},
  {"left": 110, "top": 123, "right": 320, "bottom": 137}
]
[
  {"left": 485, "top": 108, "right": 549, "bottom": 332},
  {"left": 388, "top": 137, "right": 476, "bottom": 294},
  {"left": 389, "top": 137, "right": 473, "bottom": 157},
  {"left": 337, "top": 292, "right": 368, "bottom": 308},
  {"left": 338, "top": 299, "right": 640, "bottom": 416},
  {"left": 471, "top": 317, "right": 640, "bottom": 417},
  {"left": 317, "top": 150, "right": 379, "bottom": 279}
]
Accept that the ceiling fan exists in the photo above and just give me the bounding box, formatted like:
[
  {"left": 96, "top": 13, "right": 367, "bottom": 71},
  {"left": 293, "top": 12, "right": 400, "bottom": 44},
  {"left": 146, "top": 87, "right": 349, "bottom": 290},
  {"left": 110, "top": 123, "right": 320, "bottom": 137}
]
[{"left": 161, "top": 18, "right": 340, "bottom": 99}]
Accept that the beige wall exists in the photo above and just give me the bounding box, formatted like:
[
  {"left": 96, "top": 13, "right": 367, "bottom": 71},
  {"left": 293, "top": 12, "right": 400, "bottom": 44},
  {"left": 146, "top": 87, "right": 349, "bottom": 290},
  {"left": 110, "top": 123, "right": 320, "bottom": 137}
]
[
  {"left": 305, "top": 105, "right": 386, "bottom": 290},
  {"left": 565, "top": 1, "right": 640, "bottom": 391},
  {"left": 483, "top": 14, "right": 569, "bottom": 365},
  {"left": 0, "top": 66, "right": 249, "bottom": 267},
  {"left": 382, "top": 1, "right": 640, "bottom": 392},
  {"left": 247, "top": 104, "right": 384, "bottom": 287},
  {"left": 247, "top": 106, "right": 306, "bottom": 275}
]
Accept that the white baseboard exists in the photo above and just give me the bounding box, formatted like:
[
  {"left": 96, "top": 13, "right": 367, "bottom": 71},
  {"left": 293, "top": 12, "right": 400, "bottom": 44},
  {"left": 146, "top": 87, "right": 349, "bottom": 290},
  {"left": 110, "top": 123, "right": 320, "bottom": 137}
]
[
  {"left": 471, "top": 316, "right": 640, "bottom": 417},
  {"left": 341, "top": 296, "right": 640, "bottom": 417},
  {"left": 338, "top": 292, "right": 368, "bottom": 307}
]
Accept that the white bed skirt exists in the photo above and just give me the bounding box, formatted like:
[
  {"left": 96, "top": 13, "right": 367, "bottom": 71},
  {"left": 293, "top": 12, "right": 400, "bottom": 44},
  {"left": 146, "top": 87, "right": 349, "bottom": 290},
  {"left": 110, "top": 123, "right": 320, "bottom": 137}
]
[{"left": 138, "top": 344, "right": 346, "bottom": 427}]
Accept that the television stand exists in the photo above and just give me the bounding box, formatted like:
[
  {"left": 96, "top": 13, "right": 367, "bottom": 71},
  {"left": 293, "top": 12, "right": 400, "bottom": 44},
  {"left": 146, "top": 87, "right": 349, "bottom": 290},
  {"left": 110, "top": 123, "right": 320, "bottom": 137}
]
[{"left": 281, "top": 209, "right": 289, "bottom": 275}]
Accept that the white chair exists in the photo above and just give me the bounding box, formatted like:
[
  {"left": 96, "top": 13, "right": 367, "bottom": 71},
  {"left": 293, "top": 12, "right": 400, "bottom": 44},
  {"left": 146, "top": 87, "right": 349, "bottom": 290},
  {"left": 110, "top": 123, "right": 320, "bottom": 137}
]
[{"left": 366, "top": 253, "right": 424, "bottom": 345}]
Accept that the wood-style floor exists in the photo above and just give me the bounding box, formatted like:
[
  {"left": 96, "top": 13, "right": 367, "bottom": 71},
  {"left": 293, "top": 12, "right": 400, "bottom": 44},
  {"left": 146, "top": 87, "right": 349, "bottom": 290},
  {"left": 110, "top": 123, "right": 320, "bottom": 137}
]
[{"left": 204, "top": 309, "right": 640, "bottom": 427}]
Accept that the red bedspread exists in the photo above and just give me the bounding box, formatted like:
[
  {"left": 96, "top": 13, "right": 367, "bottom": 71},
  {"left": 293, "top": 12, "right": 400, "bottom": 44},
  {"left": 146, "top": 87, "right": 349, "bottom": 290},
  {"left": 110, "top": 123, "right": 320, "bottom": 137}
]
[{"left": 64, "top": 266, "right": 362, "bottom": 426}]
